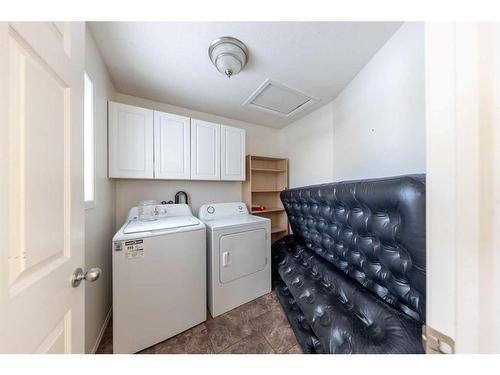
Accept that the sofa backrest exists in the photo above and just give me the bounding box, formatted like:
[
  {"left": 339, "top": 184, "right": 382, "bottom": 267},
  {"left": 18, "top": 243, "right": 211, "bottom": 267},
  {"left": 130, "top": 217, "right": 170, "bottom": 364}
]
[{"left": 280, "top": 175, "right": 426, "bottom": 322}]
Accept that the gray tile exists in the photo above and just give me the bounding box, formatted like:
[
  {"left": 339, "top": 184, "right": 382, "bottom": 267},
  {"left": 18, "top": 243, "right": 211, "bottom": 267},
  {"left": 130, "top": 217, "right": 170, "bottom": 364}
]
[
  {"left": 95, "top": 291, "right": 297, "bottom": 355},
  {"left": 137, "top": 345, "right": 156, "bottom": 354},
  {"left": 96, "top": 322, "right": 113, "bottom": 354},
  {"left": 231, "top": 292, "right": 276, "bottom": 320},
  {"left": 286, "top": 344, "right": 304, "bottom": 354},
  {"left": 206, "top": 307, "right": 257, "bottom": 352},
  {"left": 250, "top": 300, "right": 298, "bottom": 353},
  {"left": 221, "top": 332, "right": 275, "bottom": 354},
  {"left": 262, "top": 325, "right": 298, "bottom": 353},
  {"left": 96, "top": 337, "right": 113, "bottom": 354},
  {"left": 155, "top": 323, "right": 214, "bottom": 354}
]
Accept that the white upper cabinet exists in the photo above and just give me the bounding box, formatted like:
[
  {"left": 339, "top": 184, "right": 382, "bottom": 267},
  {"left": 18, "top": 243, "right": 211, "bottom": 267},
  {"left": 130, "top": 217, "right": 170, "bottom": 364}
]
[
  {"left": 190, "top": 119, "right": 221, "bottom": 180},
  {"left": 221, "top": 125, "right": 246, "bottom": 181},
  {"left": 109, "top": 101, "right": 154, "bottom": 179},
  {"left": 154, "top": 111, "right": 190, "bottom": 179},
  {"left": 108, "top": 102, "right": 246, "bottom": 181}
]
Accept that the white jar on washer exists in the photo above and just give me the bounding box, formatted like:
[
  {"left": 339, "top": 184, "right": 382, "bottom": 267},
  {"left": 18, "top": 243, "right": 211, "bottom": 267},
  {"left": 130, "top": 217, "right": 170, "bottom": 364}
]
[{"left": 138, "top": 200, "right": 158, "bottom": 221}]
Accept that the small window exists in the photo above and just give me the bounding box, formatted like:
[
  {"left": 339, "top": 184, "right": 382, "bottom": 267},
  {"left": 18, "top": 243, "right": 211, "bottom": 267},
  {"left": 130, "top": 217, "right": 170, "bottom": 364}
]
[{"left": 84, "top": 72, "right": 95, "bottom": 208}]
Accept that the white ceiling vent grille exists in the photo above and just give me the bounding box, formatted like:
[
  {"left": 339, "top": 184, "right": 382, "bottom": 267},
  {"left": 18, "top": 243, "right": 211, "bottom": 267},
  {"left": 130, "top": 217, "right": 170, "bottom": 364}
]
[{"left": 243, "top": 79, "right": 319, "bottom": 118}]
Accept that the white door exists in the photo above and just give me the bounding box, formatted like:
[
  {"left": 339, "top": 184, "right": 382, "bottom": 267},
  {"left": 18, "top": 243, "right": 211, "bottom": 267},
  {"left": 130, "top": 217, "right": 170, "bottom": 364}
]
[
  {"left": 220, "top": 125, "right": 245, "bottom": 181},
  {"left": 108, "top": 101, "right": 154, "bottom": 179},
  {"left": 219, "top": 229, "right": 267, "bottom": 284},
  {"left": 0, "top": 22, "right": 85, "bottom": 353},
  {"left": 154, "top": 111, "right": 190, "bottom": 179},
  {"left": 191, "top": 119, "right": 220, "bottom": 180}
]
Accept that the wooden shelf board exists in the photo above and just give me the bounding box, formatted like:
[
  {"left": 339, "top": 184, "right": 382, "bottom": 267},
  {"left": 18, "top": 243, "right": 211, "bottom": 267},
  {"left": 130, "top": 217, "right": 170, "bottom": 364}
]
[
  {"left": 252, "top": 207, "right": 285, "bottom": 214},
  {"left": 252, "top": 190, "right": 282, "bottom": 193},
  {"left": 251, "top": 168, "right": 286, "bottom": 173},
  {"left": 250, "top": 155, "right": 287, "bottom": 162},
  {"left": 271, "top": 226, "right": 288, "bottom": 234}
]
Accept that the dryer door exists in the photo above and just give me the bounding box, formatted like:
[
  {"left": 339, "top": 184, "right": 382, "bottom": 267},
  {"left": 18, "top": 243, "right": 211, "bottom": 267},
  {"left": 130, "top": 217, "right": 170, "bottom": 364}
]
[{"left": 219, "top": 228, "right": 267, "bottom": 284}]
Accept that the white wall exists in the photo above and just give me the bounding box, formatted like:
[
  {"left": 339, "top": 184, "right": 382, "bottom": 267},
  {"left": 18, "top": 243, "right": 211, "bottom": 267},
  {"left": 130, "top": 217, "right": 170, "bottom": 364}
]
[
  {"left": 112, "top": 93, "right": 284, "bottom": 225},
  {"left": 84, "top": 27, "right": 116, "bottom": 353},
  {"left": 116, "top": 180, "right": 241, "bottom": 222},
  {"left": 280, "top": 22, "right": 425, "bottom": 186},
  {"left": 332, "top": 22, "right": 425, "bottom": 180},
  {"left": 279, "top": 103, "right": 334, "bottom": 188}
]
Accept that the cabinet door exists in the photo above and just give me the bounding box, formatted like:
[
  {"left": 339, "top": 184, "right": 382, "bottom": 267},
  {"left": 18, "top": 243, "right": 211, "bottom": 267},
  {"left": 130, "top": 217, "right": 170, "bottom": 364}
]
[
  {"left": 190, "top": 119, "right": 220, "bottom": 180},
  {"left": 108, "top": 102, "right": 154, "bottom": 179},
  {"left": 221, "top": 125, "right": 246, "bottom": 181},
  {"left": 154, "top": 111, "right": 190, "bottom": 179}
]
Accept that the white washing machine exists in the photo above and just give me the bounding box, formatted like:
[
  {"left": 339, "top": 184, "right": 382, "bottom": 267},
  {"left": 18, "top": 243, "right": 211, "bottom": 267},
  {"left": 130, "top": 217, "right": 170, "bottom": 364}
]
[
  {"left": 112, "top": 204, "right": 206, "bottom": 354},
  {"left": 199, "top": 202, "right": 271, "bottom": 317}
]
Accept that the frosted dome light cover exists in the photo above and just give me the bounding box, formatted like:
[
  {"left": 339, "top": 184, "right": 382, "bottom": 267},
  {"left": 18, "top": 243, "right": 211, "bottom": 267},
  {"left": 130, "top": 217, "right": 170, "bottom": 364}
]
[{"left": 209, "top": 37, "right": 248, "bottom": 78}]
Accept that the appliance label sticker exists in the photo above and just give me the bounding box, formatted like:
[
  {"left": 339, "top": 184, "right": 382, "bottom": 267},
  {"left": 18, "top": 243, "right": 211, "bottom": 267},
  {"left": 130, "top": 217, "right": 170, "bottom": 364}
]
[
  {"left": 113, "top": 242, "right": 122, "bottom": 252},
  {"left": 124, "top": 239, "right": 144, "bottom": 260}
]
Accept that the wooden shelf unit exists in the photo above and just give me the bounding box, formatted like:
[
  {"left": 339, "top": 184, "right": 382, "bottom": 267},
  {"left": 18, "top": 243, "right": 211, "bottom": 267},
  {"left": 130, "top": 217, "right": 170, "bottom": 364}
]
[{"left": 242, "top": 155, "right": 289, "bottom": 243}]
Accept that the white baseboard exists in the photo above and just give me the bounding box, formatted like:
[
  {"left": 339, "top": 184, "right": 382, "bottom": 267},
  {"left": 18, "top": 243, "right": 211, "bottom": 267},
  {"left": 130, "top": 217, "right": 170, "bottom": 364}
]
[{"left": 91, "top": 306, "right": 112, "bottom": 354}]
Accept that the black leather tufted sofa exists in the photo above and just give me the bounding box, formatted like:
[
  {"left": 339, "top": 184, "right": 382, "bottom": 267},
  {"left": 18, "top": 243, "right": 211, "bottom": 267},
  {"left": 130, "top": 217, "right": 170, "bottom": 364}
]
[{"left": 272, "top": 175, "right": 426, "bottom": 354}]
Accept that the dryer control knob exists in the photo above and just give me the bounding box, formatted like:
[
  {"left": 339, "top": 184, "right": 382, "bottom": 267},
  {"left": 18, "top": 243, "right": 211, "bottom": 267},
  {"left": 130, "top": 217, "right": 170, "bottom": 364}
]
[{"left": 207, "top": 206, "right": 215, "bottom": 214}]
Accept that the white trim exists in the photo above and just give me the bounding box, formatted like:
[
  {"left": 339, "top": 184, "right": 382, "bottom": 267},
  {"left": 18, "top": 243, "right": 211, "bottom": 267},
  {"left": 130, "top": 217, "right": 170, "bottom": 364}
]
[
  {"left": 425, "top": 21, "right": 457, "bottom": 345},
  {"left": 91, "top": 307, "right": 112, "bottom": 354}
]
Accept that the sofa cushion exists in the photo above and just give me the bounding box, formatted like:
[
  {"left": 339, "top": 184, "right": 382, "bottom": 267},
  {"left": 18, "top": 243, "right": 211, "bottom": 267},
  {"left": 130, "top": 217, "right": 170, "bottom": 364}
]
[
  {"left": 280, "top": 175, "right": 425, "bottom": 322},
  {"left": 274, "top": 235, "right": 424, "bottom": 354},
  {"left": 274, "top": 278, "right": 324, "bottom": 354}
]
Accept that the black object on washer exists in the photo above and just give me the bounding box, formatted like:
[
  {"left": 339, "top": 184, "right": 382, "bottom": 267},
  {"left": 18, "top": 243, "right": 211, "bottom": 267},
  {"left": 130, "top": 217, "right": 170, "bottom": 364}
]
[{"left": 175, "top": 191, "right": 188, "bottom": 205}]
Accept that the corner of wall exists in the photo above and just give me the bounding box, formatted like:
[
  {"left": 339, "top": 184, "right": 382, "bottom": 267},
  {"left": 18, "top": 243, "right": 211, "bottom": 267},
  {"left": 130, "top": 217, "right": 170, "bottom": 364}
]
[
  {"left": 84, "top": 23, "right": 117, "bottom": 353},
  {"left": 278, "top": 22, "right": 425, "bottom": 187}
]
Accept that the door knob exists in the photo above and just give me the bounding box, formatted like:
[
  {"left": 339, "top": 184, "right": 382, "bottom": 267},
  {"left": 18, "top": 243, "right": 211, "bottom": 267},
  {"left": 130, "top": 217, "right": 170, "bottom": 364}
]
[{"left": 72, "top": 267, "right": 102, "bottom": 287}]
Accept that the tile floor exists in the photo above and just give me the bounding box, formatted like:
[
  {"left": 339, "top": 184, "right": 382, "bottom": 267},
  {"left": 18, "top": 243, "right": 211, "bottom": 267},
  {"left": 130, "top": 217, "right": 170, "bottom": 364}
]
[{"left": 96, "top": 291, "right": 303, "bottom": 354}]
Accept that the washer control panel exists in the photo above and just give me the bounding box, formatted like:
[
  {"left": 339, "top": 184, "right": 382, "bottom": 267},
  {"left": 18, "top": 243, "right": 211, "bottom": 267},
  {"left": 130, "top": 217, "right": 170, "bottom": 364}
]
[
  {"left": 127, "top": 203, "right": 193, "bottom": 221},
  {"left": 199, "top": 202, "right": 249, "bottom": 221}
]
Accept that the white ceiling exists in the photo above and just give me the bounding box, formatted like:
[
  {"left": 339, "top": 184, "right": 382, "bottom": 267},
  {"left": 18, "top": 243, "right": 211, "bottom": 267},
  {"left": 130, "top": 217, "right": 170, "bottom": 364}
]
[{"left": 89, "top": 22, "right": 402, "bottom": 129}]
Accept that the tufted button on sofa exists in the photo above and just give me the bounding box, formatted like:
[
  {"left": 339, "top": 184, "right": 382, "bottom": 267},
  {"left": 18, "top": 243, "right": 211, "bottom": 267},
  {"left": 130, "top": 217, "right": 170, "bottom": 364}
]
[{"left": 273, "top": 175, "right": 426, "bottom": 354}]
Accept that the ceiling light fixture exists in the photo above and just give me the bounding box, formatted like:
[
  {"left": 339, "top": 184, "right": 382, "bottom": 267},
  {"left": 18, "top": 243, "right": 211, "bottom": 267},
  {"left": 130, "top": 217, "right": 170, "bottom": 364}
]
[{"left": 208, "top": 36, "right": 248, "bottom": 79}]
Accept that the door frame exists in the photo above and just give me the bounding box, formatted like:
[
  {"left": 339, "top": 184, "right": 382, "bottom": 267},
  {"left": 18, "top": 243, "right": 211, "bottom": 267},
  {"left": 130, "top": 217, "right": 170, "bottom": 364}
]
[{"left": 425, "top": 22, "right": 500, "bottom": 353}]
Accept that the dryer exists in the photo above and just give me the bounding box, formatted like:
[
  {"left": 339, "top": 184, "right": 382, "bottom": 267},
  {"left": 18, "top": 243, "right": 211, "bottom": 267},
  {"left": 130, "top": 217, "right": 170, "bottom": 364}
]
[{"left": 199, "top": 202, "right": 271, "bottom": 317}]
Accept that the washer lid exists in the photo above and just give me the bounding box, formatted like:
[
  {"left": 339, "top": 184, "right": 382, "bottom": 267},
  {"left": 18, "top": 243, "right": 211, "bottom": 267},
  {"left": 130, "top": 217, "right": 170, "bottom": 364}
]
[
  {"left": 123, "top": 216, "right": 199, "bottom": 234},
  {"left": 203, "top": 214, "right": 269, "bottom": 230}
]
